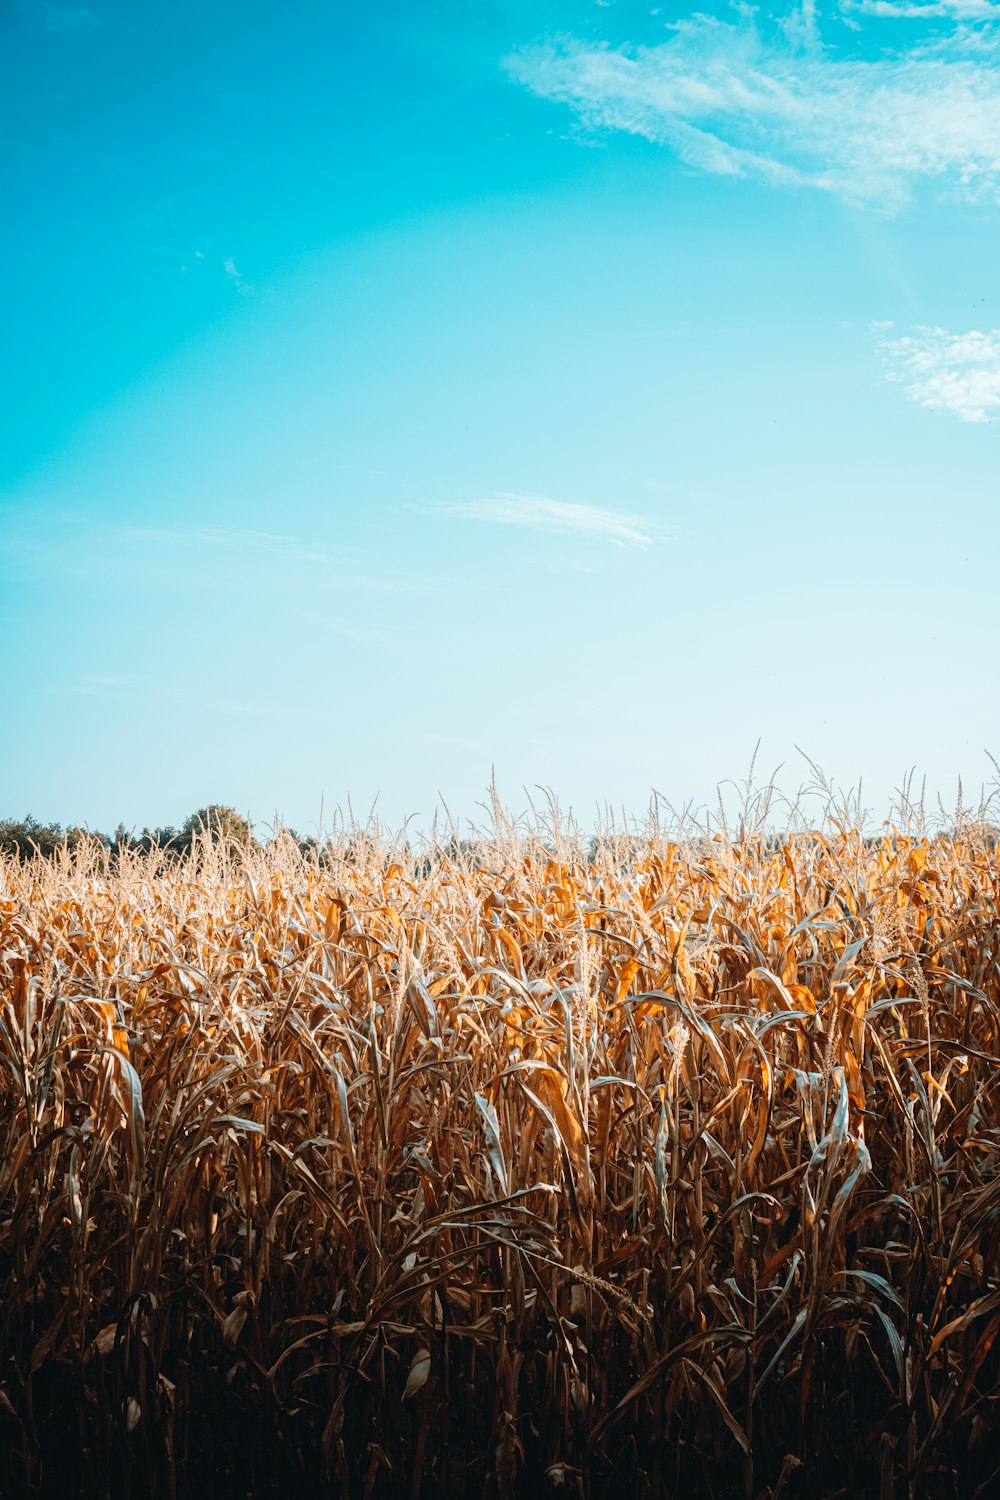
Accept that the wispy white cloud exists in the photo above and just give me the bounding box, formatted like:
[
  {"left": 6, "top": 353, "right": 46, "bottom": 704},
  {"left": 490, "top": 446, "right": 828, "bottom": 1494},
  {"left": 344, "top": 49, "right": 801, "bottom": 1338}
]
[
  {"left": 296, "top": 610, "right": 387, "bottom": 645},
  {"left": 846, "top": 0, "right": 1000, "bottom": 16},
  {"left": 196, "top": 527, "right": 338, "bottom": 565},
  {"left": 118, "top": 526, "right": 397, "bottom": 589},
  {"left": 507, "top": 10, "right": 1000, "bottom": 209},
  {"left": 27, "top": 2, "right": 102, "bottom": 34},
  {"left": 876, "top": 324, "right": 1000, "bottom": 420},
  {"left": 438, "top": 494, "right": 660, "bottom": 548},
  {"left": 223, "top": 257, "right": 256, "bottom": 297},
  {"left": 123, "top": 525, "right": 335, "bottom": 564},
  {"left": 2, "top": 520, "right": 347, "bottom": 575},
  {"left": 55, "top": 675, "right": 263, "bottom": 715},
  {"left": 64, "top": 673, "right": 134, "bottom": 698},
  {"left": 222, "top": 256, "right": 279, "bottom": 303}
]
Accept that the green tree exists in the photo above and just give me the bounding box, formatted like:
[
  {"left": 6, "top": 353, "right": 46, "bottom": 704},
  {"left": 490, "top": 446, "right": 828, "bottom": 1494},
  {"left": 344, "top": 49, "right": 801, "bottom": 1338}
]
[
  {"left": 181, "top": 805, "right": 256, "bottom": 850},
  {"left": 0, "top": 815, "right": 108, "bottom": 858}
]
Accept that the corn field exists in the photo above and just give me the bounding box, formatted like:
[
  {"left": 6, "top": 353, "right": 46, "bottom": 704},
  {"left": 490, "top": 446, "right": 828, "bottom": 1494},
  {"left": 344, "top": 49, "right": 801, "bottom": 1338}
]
[{"left": 1, "top": 816, "right": 998, "bottom": 1498}]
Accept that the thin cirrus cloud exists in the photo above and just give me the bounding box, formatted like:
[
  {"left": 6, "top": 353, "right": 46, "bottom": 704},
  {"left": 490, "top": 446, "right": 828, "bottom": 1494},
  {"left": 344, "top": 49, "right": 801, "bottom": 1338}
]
[
  {"left": 438, "top": 494, "right": 659, "bottom": 549},
  {"left": 222, "top": 257, "right": 278, "bottom": 303},
  {"left": 506, "top": 9, "right": 1000, "bottom": 210},
  {"left": 122, "top": 526, "right": 340, "bottom": 567},
  {"left": 847, "top": 0, "right": 1000, "bottom": 14},
  {"left": 876, "top": 325, "right": 1000, "bottom": 421},
  {"left": 112, "top": 527, "right": 395, "bottom": 587},
  {"left": 63, "top": 674, "right": 135, "bottom": 699},
  {"left": 223, "top": 258, "right": 257, "bottom": 297},
  {"left": 25, "top": 2, "right": 102, "bottom": 33}
]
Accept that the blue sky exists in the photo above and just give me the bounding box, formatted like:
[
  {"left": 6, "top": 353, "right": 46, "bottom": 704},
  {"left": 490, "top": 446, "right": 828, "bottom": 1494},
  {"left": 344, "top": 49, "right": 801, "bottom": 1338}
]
[{"left": 2, "top": 0, "right": 999, "bottom": 835}]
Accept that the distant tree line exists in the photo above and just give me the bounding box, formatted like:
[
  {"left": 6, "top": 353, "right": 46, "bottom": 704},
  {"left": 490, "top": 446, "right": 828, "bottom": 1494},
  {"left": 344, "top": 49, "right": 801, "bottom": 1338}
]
[
  {"left": 0, "top": 806, "right": 319, "bottom": 860},
  {"left": 5, "top": 808, "right": 997, "bottom": 866}
]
